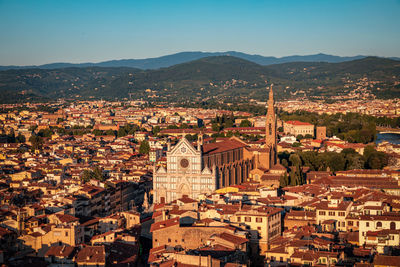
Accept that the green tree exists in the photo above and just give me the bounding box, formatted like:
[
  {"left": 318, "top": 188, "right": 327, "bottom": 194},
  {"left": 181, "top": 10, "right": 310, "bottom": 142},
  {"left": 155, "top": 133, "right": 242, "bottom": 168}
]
[
  {"left": 29, "top": 125, "right": 38, "bottom": 132},
  {"left": 93, "top": 129, "right": 104, "bottom": 136},
  {"left": 16, "top": 133, "right": 26, "bottom": 143},
  {"left": 117, "top": 127, "right": 128, "bottom": 137},
  {"left": 105, "top": 129, "right": 116, "bottom": 136},
  {"left": 239, "top": 119, "right": 252, "bottom": 127},
  {"left": 281, "top": 159, "right": 288, "bottom": 168},
  {"left": 38, "top": 128, "right": 53, "bottom": 138},
  {"left": 212, "top": 123, "right": 221, "bottom": 132},
  {"left": 139, "top": 140, "right": 150, "bottom": 155},
  {"left": 292, "top": 142, "right": 301, "bottom": 147},
  {"left": 280, "top": 172, "right": 289, "bottom": 187},
  {"left": 224, "top": 114, "right": 234, "bottom": 128},
  {"left": 289, "top": 167, "right": 303, "bottom": 186},
  {"left": 366, "top": 151, "right": 388, "bottom": 169},
  {"left": 345, "top": 154, "right": 365, "bottom": 170},
  {"left": 185, "top": 134, "right": 198, "bottom": 142},
  {"left": 341, "top": 148, "right": 356, "bottom": 155},
  {"left": 152, "top": 126, "right": 161, "bottom": 136},
  {"left": 82, "top": 167, "right": 105, "bottom": 182},
  {"left": 289, "top": 154, "right": 301, "bottom": 166},
  {"left": 29, "top": 135, "right": 44, "bottom": 151},
  {"left": 327, "top": 153, "right": 346, "bottom": 172},
  {"left": 363, "top": 145, "right": 376, "bottom": 160}
]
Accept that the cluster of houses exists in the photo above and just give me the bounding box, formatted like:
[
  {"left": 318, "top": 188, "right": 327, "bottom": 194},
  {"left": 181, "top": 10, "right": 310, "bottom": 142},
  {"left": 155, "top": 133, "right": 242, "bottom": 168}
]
[
  {"left": 1, "top": 100, "right": 400, "bottom": 266},
  {"left": 148, "top": 170, "right": 400, "bottom": 266}
]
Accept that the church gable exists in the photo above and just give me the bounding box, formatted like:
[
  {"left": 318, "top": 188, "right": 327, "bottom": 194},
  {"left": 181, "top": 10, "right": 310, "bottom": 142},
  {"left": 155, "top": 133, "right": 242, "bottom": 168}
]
[
  {"left": 169, "top": 138, "right": 199, "bottom": 156},
  {"left": 156, "top": 166, "right": 167, "bottom": 174},
  {"left": 201, "top": 166, "right": 212, "bottom": 175}
]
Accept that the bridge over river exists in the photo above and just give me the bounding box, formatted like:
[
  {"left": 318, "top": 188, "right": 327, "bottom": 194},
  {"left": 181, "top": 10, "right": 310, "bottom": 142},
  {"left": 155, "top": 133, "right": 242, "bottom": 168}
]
[{"left": 376, "top": 126, "right": 400, "bottom": 134}]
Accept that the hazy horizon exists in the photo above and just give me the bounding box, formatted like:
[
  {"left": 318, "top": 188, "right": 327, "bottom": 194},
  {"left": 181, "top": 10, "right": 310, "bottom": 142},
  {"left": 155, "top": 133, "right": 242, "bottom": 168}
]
[
  {"left": 0, "top": 51, "right": 394, "bottom": 67},
  {"left": 1, "top": 0, "right": 399, "bottom": 65}
]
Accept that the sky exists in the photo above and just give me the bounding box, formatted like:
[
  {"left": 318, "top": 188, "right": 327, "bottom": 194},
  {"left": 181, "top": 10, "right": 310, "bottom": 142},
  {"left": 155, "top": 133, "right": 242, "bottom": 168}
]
[{"left": 0, "top": 0, "right": 399, "bottom": 65}]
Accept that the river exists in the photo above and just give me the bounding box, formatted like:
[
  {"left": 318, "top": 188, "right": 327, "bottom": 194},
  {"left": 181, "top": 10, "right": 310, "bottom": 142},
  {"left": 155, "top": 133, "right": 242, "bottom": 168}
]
[{"left": 376, "top": 133, "right": 400, "bottom": 145}]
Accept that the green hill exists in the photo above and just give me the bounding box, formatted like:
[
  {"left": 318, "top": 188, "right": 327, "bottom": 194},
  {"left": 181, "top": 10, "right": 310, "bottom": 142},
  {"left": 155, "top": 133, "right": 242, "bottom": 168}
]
[{"left": 0, "top": 56, "right": 399, "bottom": 103}]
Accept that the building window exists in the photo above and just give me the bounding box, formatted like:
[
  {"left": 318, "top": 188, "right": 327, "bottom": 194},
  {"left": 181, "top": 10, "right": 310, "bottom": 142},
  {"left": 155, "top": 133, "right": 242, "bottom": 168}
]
[
  {"left": 390, "top": 222, "right": 396, "bottom": 230},
  {"left": 245, "top": 217, "right": 251, "bottom": 222},
  {"left": 257, "top": 227, "right": 261, "bottom": 230},
  {"left": 168, "top": 238, "right": 171, "bottom": 243},
  {"left": 319, "top": 211, "right": 326, "bottom": 216},
  {"left": 256, "top": 218, "right": 263, "bottom": 223},
  {"left": 328, "top": 211, "right": 335, "bottom": 216},
  {"left": 366, "top": 222, "right": 369, "bottom": 227},
  {"left": 377, "top": 221, "right": 382, "bottom": 228},
  {"left": 338, "top": 212, "right": 345, "bottom": 217},
  {"left": 237, "top": 216, "right": 241, "bottom": 222}
]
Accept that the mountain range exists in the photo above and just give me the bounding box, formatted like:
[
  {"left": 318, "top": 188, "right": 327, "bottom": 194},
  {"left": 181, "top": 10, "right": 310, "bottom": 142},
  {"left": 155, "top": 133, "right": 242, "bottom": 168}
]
[
  {"left": 0, "top": 56, "right": 399, "bottom": 104},
  {"left": 1, "top": 51, "right": 399, "bottom": 71}
]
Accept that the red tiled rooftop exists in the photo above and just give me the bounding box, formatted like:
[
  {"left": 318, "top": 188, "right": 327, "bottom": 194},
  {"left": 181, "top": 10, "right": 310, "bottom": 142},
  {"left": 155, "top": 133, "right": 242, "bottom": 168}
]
[
  {"left": 150, "top": 217, "right": 179, "bottom": 232},
  {"left": 202, "top": 139, "right": 247, "bottom": 155}
]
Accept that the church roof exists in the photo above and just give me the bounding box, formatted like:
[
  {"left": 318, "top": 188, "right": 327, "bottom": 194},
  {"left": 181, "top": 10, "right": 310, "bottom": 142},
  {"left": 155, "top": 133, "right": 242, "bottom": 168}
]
[
  {"left": 270, "top": 163, "right": 286, "bottom": 170},
  {"left": 202, "top": 139, "right": 247, "bottom": 155}
]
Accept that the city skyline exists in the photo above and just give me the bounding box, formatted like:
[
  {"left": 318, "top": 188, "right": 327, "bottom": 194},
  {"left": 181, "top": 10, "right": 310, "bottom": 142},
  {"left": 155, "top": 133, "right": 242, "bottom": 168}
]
[
  {"left": 1, "top": 0, "right": 400, "bottom": 266},
  {"left": 0, "top": 0, "right": 400, "bottom": 65}
]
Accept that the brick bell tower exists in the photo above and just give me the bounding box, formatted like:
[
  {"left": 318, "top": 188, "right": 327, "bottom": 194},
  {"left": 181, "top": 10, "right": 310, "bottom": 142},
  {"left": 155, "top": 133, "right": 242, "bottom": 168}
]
[{"left": 265, "top": 85, "right": 277, "bottom": 167}]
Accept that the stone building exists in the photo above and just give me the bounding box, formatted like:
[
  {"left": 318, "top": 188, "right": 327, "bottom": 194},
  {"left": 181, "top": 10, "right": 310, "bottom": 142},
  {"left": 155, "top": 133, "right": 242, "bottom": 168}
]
[
  {"left": 153, "top": 86, "right": 278, "bottom": 203},
  {"left": 232, "top": 206, "right": 282, "bottom": 254},
  {"left": 358, "top": 213, "right": 400, "bottom": 246},
  {"left": 153, "top": 138, "right": 216, "bottom": 203},
  {"left": 316, "top": 126, "right": 327, "bottom": 140},
  {"left": 283, "top": 120, "right": 314, "bottom": 137},
  {"left": 153, "top": 136, "right": 256, "bottom": 203},
  {"left": 248, "top": 86, "right": 280, "bottom": 187},
  {"left": 150, "top": 217, "right": 242, "bottom": 249}
]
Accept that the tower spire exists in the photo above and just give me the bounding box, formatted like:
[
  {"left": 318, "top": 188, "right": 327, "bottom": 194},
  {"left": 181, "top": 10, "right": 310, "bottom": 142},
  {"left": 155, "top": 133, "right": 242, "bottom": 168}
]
[
  {"left": 265, "top": 85, "right": 277, "bottom": 168},
  {"left": 267, "top": 84, "right": 274, "bottom": 114},
  {"left": 269, "top": 84, "right": 274, "bottom": 102}
]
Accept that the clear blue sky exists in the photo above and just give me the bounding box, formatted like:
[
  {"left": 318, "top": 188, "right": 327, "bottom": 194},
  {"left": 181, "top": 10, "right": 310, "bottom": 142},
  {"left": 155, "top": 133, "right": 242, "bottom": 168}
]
[{"left": 0, "top": 0, "right": 399, "bottom": 65}]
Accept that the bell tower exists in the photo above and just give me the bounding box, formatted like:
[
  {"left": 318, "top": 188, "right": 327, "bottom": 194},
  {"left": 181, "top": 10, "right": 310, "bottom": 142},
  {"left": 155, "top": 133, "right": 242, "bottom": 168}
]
[{"left": 265, "top": 85, "right": 277, "bottom": 167}]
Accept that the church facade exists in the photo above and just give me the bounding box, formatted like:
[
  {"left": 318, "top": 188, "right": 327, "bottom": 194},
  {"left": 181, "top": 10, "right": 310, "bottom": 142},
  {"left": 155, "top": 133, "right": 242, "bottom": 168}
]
[
  {"left": 153, "top": 86, "right": 278, "bottom": 203},
  {"left": 153, "top": 138, "right": 217, "bottom": 203}
]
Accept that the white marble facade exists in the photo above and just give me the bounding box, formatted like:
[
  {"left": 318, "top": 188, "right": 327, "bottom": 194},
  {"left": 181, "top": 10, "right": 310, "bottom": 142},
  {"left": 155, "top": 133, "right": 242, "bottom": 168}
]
[{"left": 154, "top": 138, "right": 216, "bottom": 203}]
